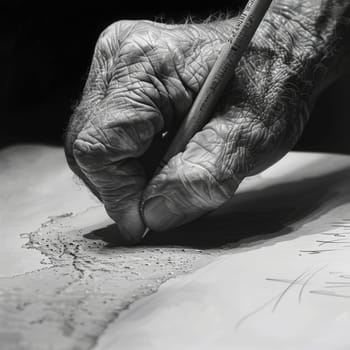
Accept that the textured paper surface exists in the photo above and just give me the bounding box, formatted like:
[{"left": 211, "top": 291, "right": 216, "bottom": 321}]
[
  {"left": 1, "top": 146, "right": 350, "bottom": 349},
  {"left": 95, "top": 152, "right": 350, "bottom": 350}
]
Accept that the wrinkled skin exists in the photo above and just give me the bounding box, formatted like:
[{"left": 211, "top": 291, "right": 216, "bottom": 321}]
[{"left": 65, "top": 0, "right": 350, "bottom": 243}]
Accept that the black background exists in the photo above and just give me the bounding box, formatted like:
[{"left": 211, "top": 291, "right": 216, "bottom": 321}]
[{"left": 2, "top": 0, "right": 350, "bottom": 153}]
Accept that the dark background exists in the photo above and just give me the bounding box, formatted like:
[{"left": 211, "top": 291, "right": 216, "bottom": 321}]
[{"left": 2, "top": 0, "right": 349, "bottom": 153}]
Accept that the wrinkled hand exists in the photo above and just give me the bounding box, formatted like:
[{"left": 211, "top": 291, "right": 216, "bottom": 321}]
[{"left": 65, "top": 0, "right": 349, "bottom": 243}]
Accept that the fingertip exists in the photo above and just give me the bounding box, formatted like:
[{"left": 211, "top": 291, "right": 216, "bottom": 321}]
[{"left": 107, "top": 202, "right": 146, "bottom": 245}]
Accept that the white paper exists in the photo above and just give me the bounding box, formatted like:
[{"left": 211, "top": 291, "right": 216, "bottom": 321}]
[{"left": 95, "top": 152, "right": 350, "bottom": 350}]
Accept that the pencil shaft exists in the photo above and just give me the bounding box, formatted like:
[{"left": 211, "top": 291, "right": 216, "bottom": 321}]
[
  {"left": 158, "top": 0, "right": 273, "bottom": 172},
  {"left": 142, "top": 0, "right": 273, "bottom": 238}
]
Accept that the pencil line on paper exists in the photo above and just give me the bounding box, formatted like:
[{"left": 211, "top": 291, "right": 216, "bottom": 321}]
[
  {"left": 298, "top": 265, "right": 328, "bottom": 303},
  {"left": 272, "top": 269, "right": 311, "bottom": 313}
]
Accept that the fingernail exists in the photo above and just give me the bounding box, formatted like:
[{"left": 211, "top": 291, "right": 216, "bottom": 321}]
[{"left": 142, "top": 196, "right": 181, "bottom": 231}]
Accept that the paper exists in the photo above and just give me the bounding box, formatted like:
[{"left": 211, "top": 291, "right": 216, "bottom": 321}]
[
  {"left": 0, "top": 145, "right": 216, "bottom": 349},
  {"left": 2, "top": 146, "right": 350, "bottom": 349},
  {"left": 94, "top": 152, "right": 350, "bottom": 350}
]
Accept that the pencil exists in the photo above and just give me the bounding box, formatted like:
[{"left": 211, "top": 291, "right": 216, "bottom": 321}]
[{"left": 142, "top": 0, "right": 273, "bottom": 238}]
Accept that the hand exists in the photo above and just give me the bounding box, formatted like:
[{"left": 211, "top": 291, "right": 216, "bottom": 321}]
[{"left": 64, "top": 0, "right": 350, "bottom": 243}]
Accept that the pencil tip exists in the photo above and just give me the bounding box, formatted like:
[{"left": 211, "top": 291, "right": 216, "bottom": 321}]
[{"left": 141, "top": 227, "right": 150, "bottom": 239}]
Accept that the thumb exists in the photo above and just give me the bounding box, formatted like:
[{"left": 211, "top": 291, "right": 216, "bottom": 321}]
[
  {"left": 142, "top": 107, "right": 283, "bottom": 232},
  {"left": 142, "top": 111, "right": 259, "bottom": 232}
]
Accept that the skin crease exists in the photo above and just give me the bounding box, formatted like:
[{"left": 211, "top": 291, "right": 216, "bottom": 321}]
[{"left": 64, "top": 0, "right": 350, "bottom": 244}]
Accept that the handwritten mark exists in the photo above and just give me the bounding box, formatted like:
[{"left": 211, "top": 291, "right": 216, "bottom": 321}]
[
  {"left": 235, "top": 268, "right": 312, "bottom": 330},
  {"left": 299, "top": 249, "right": 338, "bottom": 254},
  {"left": 298, "top": 265, "right": 328, "bottom": 303},
  {"left": 272, "top": 269, "right": 311, "bottom": 312},
  {"left": 309, "top": 290, "right": 350, "bottom": 299}
]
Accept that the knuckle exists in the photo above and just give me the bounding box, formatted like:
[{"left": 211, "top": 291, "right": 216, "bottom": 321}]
[
  {"left": 93, "top": 21, "right": 138, "bottom": 84},
  {"left": 73, "top": 135, "right": 106, "bottom": 172},
  {"left": 97, "top": 20, "right": 134, "bottom": 45},
  {"left": 71, "top": 107, "right": 157, "bottom": 171},
  {"left": 95, "top": 20, "right": 154, "bottom": 63}
]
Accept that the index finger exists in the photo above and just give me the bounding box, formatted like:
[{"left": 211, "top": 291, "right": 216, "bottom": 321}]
[{"left": 70, "top": 96, "right": 163, "bottom": 243}]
